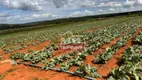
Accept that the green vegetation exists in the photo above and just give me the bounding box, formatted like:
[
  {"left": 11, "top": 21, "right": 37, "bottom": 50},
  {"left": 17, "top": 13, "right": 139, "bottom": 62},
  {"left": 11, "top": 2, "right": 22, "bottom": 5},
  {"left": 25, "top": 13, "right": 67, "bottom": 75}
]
[
  {"left": 1, "top": 11, "right": 141, "bottom": 31},
  {"left": 0, "top": 11, "right": 142, "bottom": 53},
  {"left": 9, "top": 12, "right": 142, "bottom": 79},
  {"left": 0, "top": 11, "right": 142, "bottom": 79},
  {"left": 93, "top": 25, "right": 140, "bottom": 64},
  {"left": 74, "top": 64, "right": 101, "bottom": 78},
  {"left": 134, "top": 31, "right": 142, "bottom": 44},
  {"left": 0, "top": 18, "right": 125, "bottom": 52},
  {"left": 108, "top": 46, "right": 142, "bottom": 80}
]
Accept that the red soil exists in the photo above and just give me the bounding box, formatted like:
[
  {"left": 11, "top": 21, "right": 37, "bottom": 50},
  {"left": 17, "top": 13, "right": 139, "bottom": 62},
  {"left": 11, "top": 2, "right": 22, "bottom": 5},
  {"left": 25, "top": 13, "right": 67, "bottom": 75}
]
[
  {"left": 0, "top": 39, "right": 83, "bottom": 80},
  {"left": 84, "top": 36, "right": 121, "bottom": 68},
  {"left": 2, "top": 40, "right": 51, "bottom": 60},
  {"left": 1, "top": 26, "right": 142, "bottom": 80},
  {"left": 96, "top": 26, "right": 142, "bottom": 80},
  {"left": 53, "top": 49, "right": 72, "bottom": 57},
  {"left": 83, "top": 26, "right": 132, "bottom": 69},
  {"left": 86, "top": 26, "right": 105, "bottom": 33},
  {"left": 0, "top": 63, "right": 12, "bottom": 74},
  {"left": 0, "top": 50, "right": 3, "bottom": 54},
  {"left": 86, "top": 28, "right": 97, "bottom": 32},
  {"left": 65, "top": 27, "right": 128, "bottom": 75},
  {"left": 96, "top": 46, "right": 125, "bottom": 78},
  {"left": 1, "top": 64, "right": 85, "bottom": 80}
]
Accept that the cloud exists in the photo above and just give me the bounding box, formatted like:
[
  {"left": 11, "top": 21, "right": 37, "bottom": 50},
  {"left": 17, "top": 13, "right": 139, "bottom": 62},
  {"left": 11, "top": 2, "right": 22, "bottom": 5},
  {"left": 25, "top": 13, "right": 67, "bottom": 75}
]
[
  {"left": 0, "top": 0, "right": 142, "bottom": 24},
  {"left": 135, "top": 0, "right": 142, "bottom": 4},
  {"left": 2, "top": 0, "right": 42, "bottom": 11},
  {"left": 52, "top": 0, "right": 68, "bottom": 8},
  {"left": 70, "top": 10, "right": 94, "bottom": 17},
  {"left": 124, "top": 0, "right": 135, "bottom": 7},
  {"left": 109, "top": 8, "right": 115, "bottom": 11},
  {"left": 0, "top": 13, "right": 10, "bottom": 17},
  {"left": 98, "top": 9, "right": 102, "bottom": 12},
  {"left": 0, "top": 13, "right": 11, "bottom": 23},
  {"left": 79, "top": 1, "right": 96, "bottom": 7},
  {"left": 98, "top": 2, "right": 123, "bottom": 7},
  {"left": 24, "top": 13, "right": 58, "bottom": 20},
  {"left": 1, "top": 0, "right": 141, "bottom": 11}
]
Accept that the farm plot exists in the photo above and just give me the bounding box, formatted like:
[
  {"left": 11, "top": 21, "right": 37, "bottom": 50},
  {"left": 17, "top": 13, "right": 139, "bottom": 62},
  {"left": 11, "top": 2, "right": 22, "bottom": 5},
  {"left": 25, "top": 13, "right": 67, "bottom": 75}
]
[
  {"left": 0, "top": 16, "right": 140, "bottom": 54},
  {"left": 7, "top": 17, "right": 142, "bottom": 80}
]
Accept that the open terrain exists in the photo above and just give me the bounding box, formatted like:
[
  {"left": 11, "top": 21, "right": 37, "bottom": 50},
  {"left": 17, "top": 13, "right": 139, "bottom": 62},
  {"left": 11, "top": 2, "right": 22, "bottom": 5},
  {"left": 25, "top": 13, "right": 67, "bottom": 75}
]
[{"left": 0, "top": 11, "right": 142, "bottom": 80}]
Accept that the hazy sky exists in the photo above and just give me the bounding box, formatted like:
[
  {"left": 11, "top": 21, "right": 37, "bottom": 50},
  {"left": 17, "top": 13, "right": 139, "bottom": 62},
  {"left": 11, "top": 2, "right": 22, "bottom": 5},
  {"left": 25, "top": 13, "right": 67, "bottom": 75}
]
[{"left": 0, "top": 0, "right": 142, "bottom": 24}]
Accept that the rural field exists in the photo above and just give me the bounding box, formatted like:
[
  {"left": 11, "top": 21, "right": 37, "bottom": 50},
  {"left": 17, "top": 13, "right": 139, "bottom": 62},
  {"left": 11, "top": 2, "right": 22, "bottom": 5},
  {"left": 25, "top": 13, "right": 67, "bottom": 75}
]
[{"left": 0, "top": 11, "right": 142, "bottom": 80}]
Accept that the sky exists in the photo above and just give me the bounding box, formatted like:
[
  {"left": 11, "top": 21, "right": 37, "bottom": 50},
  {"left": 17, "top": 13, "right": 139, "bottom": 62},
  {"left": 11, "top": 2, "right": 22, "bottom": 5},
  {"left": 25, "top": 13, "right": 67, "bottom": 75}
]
[{"left": 0, "top": 0, "right": 142, "bottom": 24}]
